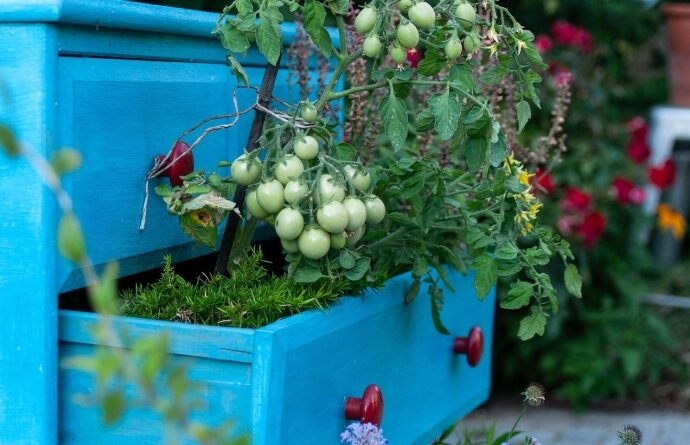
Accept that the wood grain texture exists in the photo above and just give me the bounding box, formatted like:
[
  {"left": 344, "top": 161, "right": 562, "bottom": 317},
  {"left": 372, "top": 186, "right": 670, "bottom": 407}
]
[
  {"left": 0, "top": 24, "right": 59, "bottom": 445},
  {"left": 58, "top": 269, "right": 496, "bottom": 444}
]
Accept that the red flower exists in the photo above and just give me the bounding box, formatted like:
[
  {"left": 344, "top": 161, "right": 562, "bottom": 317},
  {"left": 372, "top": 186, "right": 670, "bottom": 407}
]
[
  {"left": 407, "top": 48, "right": 423, "bottom": 68},
  {"left": 627, "top": 140, "right": 651, "bottom": 164},
  {"left": 612, "top": 176, "right": 645, "bottom": 205},
  {"left": 562, "top": 187, "right": 592, "bottom": 212},
  {"left": 551, "top": 21, "right": 580, "bottom": 46},
  {"left": 535, "top": 34, "right": 553, "bottom": 54},
  {"left": 575, "top": 211, "right": 607, "bottom": 248},
  {"left": 531, "top": 168, "right": 556, "bottom": 194},
  {"left": 649, "top": 159, "right": 676, "bottom": 189},
  {"left": 627, "top": 116, "right": 649, "bottom": 143}
]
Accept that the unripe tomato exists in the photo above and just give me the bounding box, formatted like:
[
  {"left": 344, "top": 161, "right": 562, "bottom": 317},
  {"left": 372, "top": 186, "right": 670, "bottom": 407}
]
[
  {"left": 246, "top": 189, "right": 269, "bottom": 219},
  {"left": 408, "top": 2, "right": 436, "bottom": 29},
  {"left": 455, "top": 2, "right": 476, "bottom": 29},
  {"left": 355, "top": 7, "right": 377, "bottom": 34},
  {"left": 330, "top": 233, "right": 347, "bottom": 250},
  {"left": 275, "top": 207, "right": 305, "bottom": 240},
  {"left": 231, "top": 154, "right": 261, "bottom": 186},
  {"left": 391, "top": 46, "right": 407, "bottom": 65},
  {"left": 284, "top": 179, "right": 309, "bottom": 204},
  {"left": 281, "top": 238, "right": 300, "bottom": 253},
  {"left": 407, "top": 48, "right": 423, "bottom": 68},
  {"left": 346, "top": 225, "right": 365, "bottom": 247},
  {"left": 317, "top": 201, "right": 349, "bottom": 234},
  {"left": 365, "top": 197, "right": 386, "bottom": 224},
  {"left": 294, "top": 135, "right": 319, "bottom": 161},
  {"left": 398, "top": 0, "right": 413, "bottom": 11},
  {"left": 317, "top": 174, "right": 346, "bottom": 203},
  {"left": 298, "top": 227, "right": 331, "bottom": 260},
  {"left": 301, "top": 103, "right": 317, "bottom": 123},
  {"left": 343, "top": 197, "right": 367, "bottom": 231},
  {"left": 397, "top": 22, "right": 420, "bottom": 49},
  {"left": 445, "top": 38, "right": 463, "bottom": 59},
  {"left": 463, "top": 34, "right": 479, "bottom": 53},
  {"left": 363, "top": 35, "right": 382, "bottom": 58},
  {"left": 344, "top": 165, "right": 372, "bottom": 192},
  {"left": 274, "top": 154, "right": 304, "bottom": 185},
  {"left": 256, "top": 179, "right": 285, "bottom": 214}
]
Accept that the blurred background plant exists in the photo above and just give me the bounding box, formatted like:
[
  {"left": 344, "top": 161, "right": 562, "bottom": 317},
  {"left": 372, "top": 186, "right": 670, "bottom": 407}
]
[{"left": 494, "top": 0, "right": 690, "bottom": 408}]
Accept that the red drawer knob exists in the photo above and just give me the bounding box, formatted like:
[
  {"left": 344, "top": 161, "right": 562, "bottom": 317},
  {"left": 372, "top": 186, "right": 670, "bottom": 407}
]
[
  {"left": 453, "top": 326, "right": 484, "bottom": 367},
  {"left": 154, "top": 141, "right": 194, "bottom": 186},
  {"left": 344, "top": 384, "right": 384, "bottom": 426}
]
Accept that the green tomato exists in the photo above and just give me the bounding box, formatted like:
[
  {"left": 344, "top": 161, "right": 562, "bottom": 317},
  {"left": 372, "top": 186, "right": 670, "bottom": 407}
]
[
  {"left": 284, "top": 179, "right": 309, "bottom": 205},
  {"left": 298, "top": 227, "right": 331, "bottom": 260},
  {"left": 343, "top": 197, "right": 367, "bottom": 231},
  {"left": 365, "top": 197, "right": 386, "bottom": 224},
  {"left": 463, "top": 34, "right": 479, "bottom": 53},
  {"left": 246, "top": 189, "right": 269, "bottom": 219},
  {"left": 398, "top": 0, "right": 413, "bottom": 11},
  {"left": 274, "top": 154, "right": 304, "bottom": 185},
  {"left": 281, "top": 238, "right": 300, "bottom": 253},
  {"left": 301, "top": 103, "right": 317, "bottom": 123},
  {"left": 363, "top": 35, "right": 382, "bottom": 58},
  {"left": 391, "top": 46, "right": 407, "bottom": 64},
  {"left": 344, "top": 165, "right": 371, "bottom": 192},
  {"left": 346, "top": 225, "right": 365, "bottom": 247},
  {"left": 397, "top": 22, "right": 420, "bottom": 49},
  {"left": 317, "top": 174, "right": 346, "bottom": 203},
  {"left": 445, "top": 38, "right": 463, "bottom": 59},
  {"left": 330, "top": 233, "right": 346, "bottom": 250},
  {"left": 408, "top": 2, "right": 435, "bottom": 29},
  {"left": 317, "top": 201, "right": 349, "bottom": 234},
  {"left": 355, "top": 7, "right": 377, "bottom": 34},
  {"left": 455, "top": 2, "right": 476, "bottom": 29},
  {"left": 230, "top": 154, "right": 261, "bottom": 186},
  {"left": 294, "top": 135, "right": 319, "bottom": 161},
  {"left": 256, "top": 179, "right": 285, "bottom": 214},
  {"left": 275, "top": 207, "right": 304, "bottom": 240}
]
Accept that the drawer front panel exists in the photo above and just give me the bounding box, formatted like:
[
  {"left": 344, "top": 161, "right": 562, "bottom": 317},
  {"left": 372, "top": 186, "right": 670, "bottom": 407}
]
[
  {"left": 260, "top": 269, "right": 496, "bottom": 444},
  {"left": 56, "top": 56, "right": 312, "bottom": 291}
]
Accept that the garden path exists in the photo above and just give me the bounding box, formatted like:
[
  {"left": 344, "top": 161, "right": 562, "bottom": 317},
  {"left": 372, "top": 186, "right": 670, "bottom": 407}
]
[{"left": 451, "top": 400, "right": 690, "bottom": 445}]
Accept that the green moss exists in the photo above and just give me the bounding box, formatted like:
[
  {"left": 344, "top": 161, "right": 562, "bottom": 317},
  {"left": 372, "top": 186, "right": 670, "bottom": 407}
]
[{"left": 120, "top": 250, "right": 371, "bottom": 328}]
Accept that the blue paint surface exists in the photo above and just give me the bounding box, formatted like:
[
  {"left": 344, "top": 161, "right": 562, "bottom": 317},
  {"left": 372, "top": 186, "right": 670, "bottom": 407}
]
[{"left": 59, "top": 268, "right": 496, "bottom": 444}]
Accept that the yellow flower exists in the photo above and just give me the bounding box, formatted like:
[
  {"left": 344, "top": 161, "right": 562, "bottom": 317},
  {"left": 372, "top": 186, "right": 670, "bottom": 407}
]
[
  {"left": 503, "top": 152, "right": 520, "bottom": 170},
  {"left": 527, "top": 203, "right": 542, "bottom": 219},
  {"left": 516, "top": 40, "right": 527, "bottom": 54},
  {"left": 518, "top": 170, "right": 535, "bottom": 187},
  {"left": 657, "top": 204, "right": 686, "bottom": 240}
]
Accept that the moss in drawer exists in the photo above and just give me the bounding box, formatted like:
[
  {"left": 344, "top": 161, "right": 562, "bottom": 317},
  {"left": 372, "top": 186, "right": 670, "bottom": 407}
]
[{"left": 121, "top": 250, "right": 372, "bottom": 328}]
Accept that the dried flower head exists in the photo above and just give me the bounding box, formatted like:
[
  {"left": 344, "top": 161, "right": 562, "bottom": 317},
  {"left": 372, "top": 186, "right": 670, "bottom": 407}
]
[
  {"left": 340, "top": 423, "right": 388, "bottom": 445},
  {"left": 522, "top": 382, "right": 546, "bottom": 407},
  {"left": 617, "top": 425, "right": 642, "bottom": 445}
]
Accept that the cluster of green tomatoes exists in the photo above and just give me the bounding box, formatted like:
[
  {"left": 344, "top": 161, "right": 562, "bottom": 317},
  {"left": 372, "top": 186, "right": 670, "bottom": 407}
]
[
  {"left": 230, "top": 132, "right": 386, "bottom": 260},
  {"left": 355, "top": 0, "right": 479, "bottom": 63}
]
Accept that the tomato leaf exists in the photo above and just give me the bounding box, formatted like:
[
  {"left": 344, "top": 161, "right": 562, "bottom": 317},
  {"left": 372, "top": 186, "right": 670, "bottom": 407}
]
[
  {"left": 518, "top": 307, "right": 547, "bottom": 340},
  {"left": 464, "top": 135, "right": 487, "bottom": 172},
  {"left": 564, "top": 263, "right": 583, "bottom": 298},
  {"left": 344, "top": 257, "right": 371, "bottom": 281},
  {"left": 303, "top": 0, "right": 333, "bottom": 57},
  {"left": 429, "top": 91, "right": 461, "bottom": 140},
  {"left": 472, "top": 254, "right": 497, "bottom": 299},
  {"left": 430, "top": 283, "right": 451, "bottom": 335},
  {"left": 293, "top": 267, "right": 324, "bottom": 283},
  {"left": 500, "top": 281, "right": 533, "bottom": 310},
  {"left": 516, "top": 100, "right": 531, "bottom": 134},
  {"left": 219, "top": 22, "right": 250, "bottom": 54},
  {"left": 256, "top": 9, "right": 282, "bottom": 65},
  {"left": 227, "top": 54, "right": 250, "bottom": 86},
  {"left": 380, "top": 91, "right": 408, "bottom": 151}
]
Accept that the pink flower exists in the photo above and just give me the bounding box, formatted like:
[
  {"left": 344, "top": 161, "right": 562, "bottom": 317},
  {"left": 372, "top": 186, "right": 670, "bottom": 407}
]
[
  {"left": 627, "top": 116, "right": 649, "bottom": 143},
  {"left": 627, "top": 140, "right": 651, "bottom": 164},
  {"left": 649, "top": 159, "right": 676, "bottom": 189},
  {"left": 562, "top": 187, "right": 592, "bottom": 212},
  {"left": 551, "top": 21, "right": 580, "bottom": 46},
  {"left": 572, "top": 29, "right": 593, "bottom": 53},
  {"left": 535, "top": 34, "right": 553, "bottom": 54}
]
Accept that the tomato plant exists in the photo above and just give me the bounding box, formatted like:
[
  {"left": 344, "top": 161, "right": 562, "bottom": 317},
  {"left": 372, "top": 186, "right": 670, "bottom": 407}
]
[{"left": 151, "top": 0, "right": 583, "bottom": 339}]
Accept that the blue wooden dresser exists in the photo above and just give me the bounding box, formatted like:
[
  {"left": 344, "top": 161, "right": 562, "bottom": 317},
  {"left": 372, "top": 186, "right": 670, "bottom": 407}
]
[{"left": 0, "top": 1, "right": 496, "bottom": 443}]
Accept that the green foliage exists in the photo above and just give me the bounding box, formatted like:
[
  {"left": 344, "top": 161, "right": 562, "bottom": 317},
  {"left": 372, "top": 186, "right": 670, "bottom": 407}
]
[{"left": 122, "top": 249, "right": 372, "bottom": 328}]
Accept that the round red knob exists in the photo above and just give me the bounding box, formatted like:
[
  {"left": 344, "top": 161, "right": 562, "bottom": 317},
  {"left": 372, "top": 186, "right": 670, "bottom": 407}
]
[
  {"left": 154, "top": 141, "right": 194, "bottom": 186},
  {"left": 453, "top": 326, "right": 484, "bottom": 367},
  {"left": 344, "top": 384, "right": 384, "bottom": 426}
]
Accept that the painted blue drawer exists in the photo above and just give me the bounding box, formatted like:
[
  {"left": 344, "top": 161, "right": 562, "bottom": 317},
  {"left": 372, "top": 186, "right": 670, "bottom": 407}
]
[{"left": 59, "top": 268, "right": 496, "bottom": 444}]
